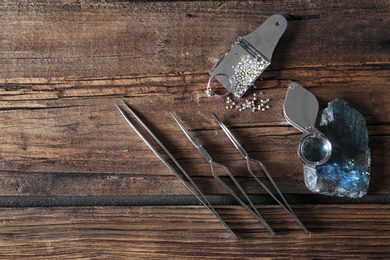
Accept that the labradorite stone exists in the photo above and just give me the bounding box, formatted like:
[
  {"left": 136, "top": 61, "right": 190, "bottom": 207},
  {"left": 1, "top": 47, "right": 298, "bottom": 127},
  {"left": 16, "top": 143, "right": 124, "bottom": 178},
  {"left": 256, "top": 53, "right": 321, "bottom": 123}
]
[{"left": 303, "top": 99, "right": 371, "bottom": 198}]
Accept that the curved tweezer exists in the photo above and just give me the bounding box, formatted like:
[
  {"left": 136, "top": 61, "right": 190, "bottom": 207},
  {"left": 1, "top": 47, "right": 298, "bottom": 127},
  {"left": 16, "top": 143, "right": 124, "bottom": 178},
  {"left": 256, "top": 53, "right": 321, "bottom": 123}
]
[
  {"left": 172, "top": 114, "right": 275, "bottom": 236},
  {"left": 212, "top": 112, "right": 309, "bottom": 234},
  {"left": 116, "top": 101, "right": 238, "bottom": 239}
]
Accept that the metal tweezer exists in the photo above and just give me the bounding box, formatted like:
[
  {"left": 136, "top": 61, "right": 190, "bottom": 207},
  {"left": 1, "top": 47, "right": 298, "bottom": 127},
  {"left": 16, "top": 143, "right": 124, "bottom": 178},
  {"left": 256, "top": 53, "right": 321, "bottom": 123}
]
[
  {"left": 172, "top": 114, "right": 275, "bottom": 236},
  {"left": 211, "top": 112, "right": 309, "bottom": 234},
  {"left": 116, "top": 101, "right": 238, "bottom": 239}
]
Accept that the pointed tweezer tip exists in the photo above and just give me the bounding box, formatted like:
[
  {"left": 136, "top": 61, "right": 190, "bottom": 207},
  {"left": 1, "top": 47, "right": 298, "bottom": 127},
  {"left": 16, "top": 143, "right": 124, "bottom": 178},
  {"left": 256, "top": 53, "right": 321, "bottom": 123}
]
[
  {"left": 171, "top": 114, "right": 188, "bottom": 133},
  {"left": 119, "top": 99, "right": 127, "bottom": 107},
  {"left": 171, "top": 113, "right": 191, "bottom": 135},
  {"left": 116, "top": 101, "right": 129, "bottom": 116},
  {"left": 116, "top": 104, "right": 125, "bottom": 115},
  {"left": 211, "top": 111, "right": 224, "bottom": 126},
  {"left": 171, "top": 114, "right": 185, "bottom": 132},
  {"left": 170, "top": 113, "right": 179, "bottom": 123},
  {"left": 116, "top": 100, "right": 127, "bottom": 111},
  {"left": 211, "top": 112, "right": 236, "bottom": 144}
]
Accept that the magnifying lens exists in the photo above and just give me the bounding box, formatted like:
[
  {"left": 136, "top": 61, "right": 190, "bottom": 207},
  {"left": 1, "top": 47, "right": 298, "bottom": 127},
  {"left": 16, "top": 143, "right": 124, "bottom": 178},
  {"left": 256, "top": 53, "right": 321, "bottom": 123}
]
[
  {"left": 299, "top": 131, "right": 332, "bottom": 165},
  {"left": 283, "top": 82, "right": 332, "bottom": 165}
]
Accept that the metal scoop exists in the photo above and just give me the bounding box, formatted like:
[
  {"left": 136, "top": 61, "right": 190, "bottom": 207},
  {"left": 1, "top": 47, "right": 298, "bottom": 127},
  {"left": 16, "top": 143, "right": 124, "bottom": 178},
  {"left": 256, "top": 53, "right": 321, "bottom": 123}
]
[{"left": 209, "top": 14, "right": 288, "bottom": 98}]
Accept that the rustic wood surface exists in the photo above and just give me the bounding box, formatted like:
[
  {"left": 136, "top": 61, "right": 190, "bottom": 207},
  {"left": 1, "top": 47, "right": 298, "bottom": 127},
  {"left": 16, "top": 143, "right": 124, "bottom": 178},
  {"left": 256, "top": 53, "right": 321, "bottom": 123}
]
[
  {"left": 0, "top": 1, "right": 389, "bottom": 258},
  {"left": 1, "top": 205, "right": 390, "bottom": 259}
]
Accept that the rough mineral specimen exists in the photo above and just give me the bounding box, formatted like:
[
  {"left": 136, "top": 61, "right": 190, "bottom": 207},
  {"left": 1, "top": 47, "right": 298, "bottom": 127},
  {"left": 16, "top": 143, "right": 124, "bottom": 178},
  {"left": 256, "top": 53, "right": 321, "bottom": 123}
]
[{"left": 303, "top": 99, "right": 371, "bottom": 198}]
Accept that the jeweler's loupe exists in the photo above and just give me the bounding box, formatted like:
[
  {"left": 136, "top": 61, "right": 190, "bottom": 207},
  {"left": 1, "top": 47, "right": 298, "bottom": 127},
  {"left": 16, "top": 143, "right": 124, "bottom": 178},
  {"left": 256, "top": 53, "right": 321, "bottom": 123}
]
[{"left": 283, "top": 82, "right": 332, "bottom": 165}]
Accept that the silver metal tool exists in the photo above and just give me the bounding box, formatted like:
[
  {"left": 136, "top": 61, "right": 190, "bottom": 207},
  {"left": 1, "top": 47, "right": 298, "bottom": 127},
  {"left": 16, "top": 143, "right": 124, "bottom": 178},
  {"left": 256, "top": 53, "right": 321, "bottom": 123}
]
[
  {"left": 172, "top": 114, "right": 275, "bottom": 236},
  {"left": 116, "top": 101, "right": 238, "bottom": 239},
  {"left": 212, "top": 112, "right": 309, "bottom": 234},
  {"left": 209, "top": 14, "right": 288, "bottom": 98},
  {"left": 283, "top": 82, "right": 332, "bottom": 165}
]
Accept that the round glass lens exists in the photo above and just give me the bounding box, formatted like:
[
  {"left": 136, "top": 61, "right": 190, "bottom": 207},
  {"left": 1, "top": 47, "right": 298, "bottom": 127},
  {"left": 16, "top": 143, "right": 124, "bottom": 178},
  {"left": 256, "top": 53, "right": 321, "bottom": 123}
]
[{"left": 300, "top": 135, "right": 331, "bottom": 164}]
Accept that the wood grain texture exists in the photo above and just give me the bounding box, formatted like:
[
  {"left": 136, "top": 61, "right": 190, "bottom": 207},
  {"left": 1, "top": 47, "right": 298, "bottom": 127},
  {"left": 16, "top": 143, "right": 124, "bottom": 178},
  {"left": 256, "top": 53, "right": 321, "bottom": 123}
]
[
  {"left": 0, "top": 205, "right": 389, "bottom": 259},
  {"left": 0, "top": 1, "right": 389, "bottom": 79},
  {"left": 0, "top": 2, "right": 388, "bottom": 197},
  {"left": 0, "top": 77, "right": 388, "bottom": 196},
  {"left": 0, "top": 1, "right": 388, "bottom": 197},
  {"left": 0, "top": 0, "right": 389, "bottom": 258}
]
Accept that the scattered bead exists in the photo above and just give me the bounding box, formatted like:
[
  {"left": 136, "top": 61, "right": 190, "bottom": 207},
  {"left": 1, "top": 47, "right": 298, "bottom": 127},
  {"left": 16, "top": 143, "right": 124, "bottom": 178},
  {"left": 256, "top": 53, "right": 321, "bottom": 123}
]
[{"left": 222, "top": 91, "right": 271, "bottom": 113}]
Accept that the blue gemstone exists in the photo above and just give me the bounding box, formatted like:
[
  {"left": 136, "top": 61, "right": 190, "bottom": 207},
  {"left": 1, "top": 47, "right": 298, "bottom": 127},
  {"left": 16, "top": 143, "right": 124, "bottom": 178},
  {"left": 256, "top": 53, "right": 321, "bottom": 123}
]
[{"left": 303, "top": 99, "right": 370, "bottom": 198}]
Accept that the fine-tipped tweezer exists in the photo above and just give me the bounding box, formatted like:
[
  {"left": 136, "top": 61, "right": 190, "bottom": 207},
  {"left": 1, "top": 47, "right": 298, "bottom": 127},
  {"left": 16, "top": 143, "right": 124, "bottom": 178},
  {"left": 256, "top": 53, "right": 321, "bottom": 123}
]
[
  {"left": 172, "top": 114, "right": 275, "bottom": 236},
  {"left": 116, "top": 101, "right": 238, "bottom": 239},
  {"left": 212, "top": 112, "right": 309, "bottom": 234}
]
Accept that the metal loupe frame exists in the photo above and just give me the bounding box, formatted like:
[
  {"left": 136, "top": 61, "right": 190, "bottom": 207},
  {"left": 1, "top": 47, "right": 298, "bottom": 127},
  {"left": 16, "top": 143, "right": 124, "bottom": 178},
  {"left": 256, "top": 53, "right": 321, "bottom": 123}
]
[{"left": 283, "top": 82, "right": 332, "bottom": 166}]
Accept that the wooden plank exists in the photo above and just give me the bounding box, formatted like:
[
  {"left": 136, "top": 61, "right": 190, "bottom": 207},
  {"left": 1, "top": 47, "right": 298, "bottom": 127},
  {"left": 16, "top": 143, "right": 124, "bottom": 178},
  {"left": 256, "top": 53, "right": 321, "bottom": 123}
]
[
  {"left": 0, "top": 69, "right": 388, "bottom": 195},
  {"left": 0, "top": 205, "right": 389, "bottom": 258},
  {"left": 0, "top": 1, "right": 389, "bottom": 80}
]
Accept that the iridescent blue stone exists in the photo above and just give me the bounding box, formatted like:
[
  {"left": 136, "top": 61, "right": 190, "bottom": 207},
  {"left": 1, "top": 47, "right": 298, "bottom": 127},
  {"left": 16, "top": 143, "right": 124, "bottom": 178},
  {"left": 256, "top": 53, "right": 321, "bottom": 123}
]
[{"left": 303, "top": 99, "right": 371, "bottom": 198}]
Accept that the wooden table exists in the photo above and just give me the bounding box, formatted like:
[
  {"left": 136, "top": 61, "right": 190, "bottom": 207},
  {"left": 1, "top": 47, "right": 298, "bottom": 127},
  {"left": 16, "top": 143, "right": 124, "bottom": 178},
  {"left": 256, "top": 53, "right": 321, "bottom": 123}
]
[{"left": 0, "top": 1, "right": 389, "bottom": 258}]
